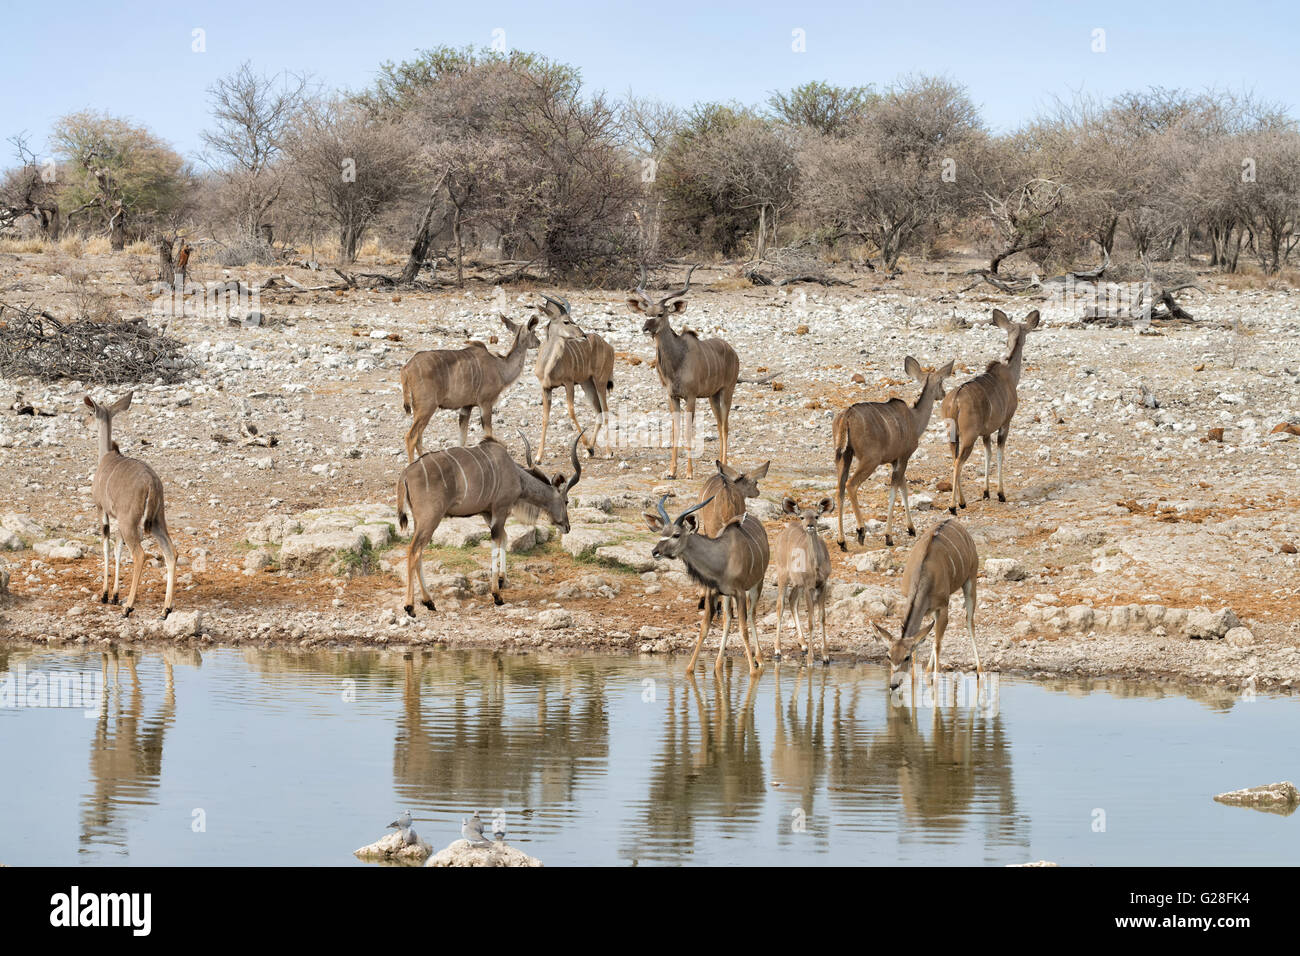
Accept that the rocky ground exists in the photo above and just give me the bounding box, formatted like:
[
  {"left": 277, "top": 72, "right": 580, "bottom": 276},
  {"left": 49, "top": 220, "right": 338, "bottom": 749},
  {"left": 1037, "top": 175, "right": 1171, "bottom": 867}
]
[{"left": 1, "top": 252, "right": 1298, "bottom": 692}]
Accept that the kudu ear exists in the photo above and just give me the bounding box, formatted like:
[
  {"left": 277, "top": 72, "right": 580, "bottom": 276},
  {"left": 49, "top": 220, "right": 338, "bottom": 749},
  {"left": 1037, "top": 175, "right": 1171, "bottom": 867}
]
[
  {"left": 500, "top": 314, "right": 518, "bottom": 332},
  {"left": 626, "top": 297, "right": 646, "bottom": 314},
  {"left": 782, "top": 496, "right": 798, "bottom": 516},
  {"left": 83, "top": 395, "right": 97, "bottom": 412},
  {"left": 526, "top": 315, "right": 540, "bottom": 331},
  {"left": 109, "top": 392, "right": 133, "bottom": 415},
  {"left": 551, "top": 473, "right": 565, "bottom": 489},
  {"left": 718, "top": 461, "right": 739, "bottom": 480},
  {"left": 816, "top": 497, "right": 834, "bottom": 515},
  {"left": 903, "top": 356, "right": 924, "bottom": 382},
  {"left": 991, "top": 309, "right": 1014, "bottom": 332},
  {"left": 643, "top": 511, "right": 667, "bottom": 533},
  {"left": 937, "top": 359, "right": 955, "bottom": 380},
  {"left": 1024, "top": 310, "right": 1041, "bottom": 330},
  {"left": 668, "top": 299, "right": 688, "bottom": 314},
  {"left": 751, "top": 460, "right": 770, "bottom": 481},
  {"left": 870, "top": 621, "right": 895, "bottom": 643}
]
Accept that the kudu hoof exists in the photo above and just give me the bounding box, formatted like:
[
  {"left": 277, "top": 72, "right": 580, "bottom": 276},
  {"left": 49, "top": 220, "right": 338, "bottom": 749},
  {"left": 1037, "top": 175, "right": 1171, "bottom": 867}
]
[
  {"left": 111, "top": 594, "right": 120, "bottom": 605},
  {"left": 161, "top": 607, "right": 171, "bottom": 620},
  {"left": 773, "top": 651, "right": 782, "bottom": 661},
  {"left": 907, "top": 527, "right": 916, "bottom": 537},
  {"left": 855, "top": 528, "right": 866, "bottom": 545},
  {"left": 493, "top": 593, "right": 504, "bottom": 606},
  {"left": 837, "top": 540, "right": 847, "bottom": 553},
  {"left": 403, "top": 604, "right": 415, "bottom": 618},
  {"left": 99, "top": 592, "right": 108, "bottom": 604},
  {"left": 884, "top": 534, "right": 893, "bottom": 547},
  {"left": 123, "top": 607, "right": 133, "bottom": 619},
  {"left": 948, "top": 506, "right": 957, "bottom": 516},
  {"left": 821, "top": 658, "right": 830, "bottom": 666},
  {"left": 421, "top": 599, "right": 435, "bottom": 611},
  {"left": 997, "top": 492, "right": 1006, "bottom": 502},
  {"left": 697, "top": 596, "right": 706, "bottom": 610},
  {"left": 983, "top": 490, "right": 990, "bottom": 500}
]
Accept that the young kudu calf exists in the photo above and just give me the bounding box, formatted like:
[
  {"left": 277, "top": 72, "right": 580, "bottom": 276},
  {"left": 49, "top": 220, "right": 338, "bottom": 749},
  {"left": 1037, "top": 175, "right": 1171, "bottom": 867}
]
[
  {"left": 533, "top": 293, "right": 616, "bottom": 459},
  {"left": 627, "top": 266, "right": 739, "bottom": 480},
  {"left": 645, "top": 496, "right": 770, "bottom": 674},
  {"left": 84, "top": 393, "right": 177, "bottom": 618},
  {"left": 400, "top": 314, "right": 555, "bottom": 462},
  {"left": 941, "top": 309, "right": 1040, "bottom": 513},
  {"left": 396, "top": 433, "right": 583, "bottom": 614},
  {"left": 871, "top": 518, "right": 980, "bottom": 690},
  {"left": 833, "top": 357, "right": 954, "bottom": 550},
  {"left": 773, "top": 497, "right": 834, "bottom": 664}
]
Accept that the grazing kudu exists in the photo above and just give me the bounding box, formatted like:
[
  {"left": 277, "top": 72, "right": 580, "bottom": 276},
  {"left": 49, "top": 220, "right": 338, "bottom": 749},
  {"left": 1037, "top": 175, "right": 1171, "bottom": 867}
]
[
  {"left": 396, "top": 432, "right": 583, "bottom": 614},
  {"left": 871, "top": 518, "right": 980, "bottom": 690},
  {"left": 772, "top": 497, "right": 834, "bottom": 664},
  {"left": 833, "top": 357, "right": 953, "bottom": 550},
  {"left": 83, "top": 393, "right": 177, "bottom": 619},
  {"left": 645, "top": 496, "right": 770, "bottom": 674},
  {"left": 941, "top": 309, "right": 1040, "bottom": 513},
  {"left": 400, "top": 314, "right": 551, "bottom": 462},
  {"left": 627, "top": 266, "right": 739, "bottom": 480},
  {"left": 533, "top": 292, "right": 616, "bottom": 459}
]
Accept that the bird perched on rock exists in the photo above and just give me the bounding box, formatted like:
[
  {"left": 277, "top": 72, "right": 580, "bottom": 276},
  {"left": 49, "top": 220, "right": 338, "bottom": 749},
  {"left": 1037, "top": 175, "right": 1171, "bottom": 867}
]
[
  {"left": 388, "top": 810, "right": 416, "bottom": 846},
  {"left": 461, "top": 811, "right": 491, "bottom": 847}
]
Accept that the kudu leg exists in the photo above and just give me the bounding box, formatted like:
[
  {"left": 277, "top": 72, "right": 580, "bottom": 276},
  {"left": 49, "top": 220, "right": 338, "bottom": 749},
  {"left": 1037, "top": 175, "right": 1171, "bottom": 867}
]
[
  {"left": 683, "top": 398, "right": 697, "bottom": 480},
  {"left": 112, "top": 537, "right": 124, "bottom": 603},
  {"left": 774, "top": 584, "right": 786, "bottom": 660},
  {"left": 834, "top": 449, "right": 852, "bottom": 551},
  {"left": 718, "top": 386, "right": 733, "bottom": 466},
  {"left": 750, "top": 583, "right": 764, "bottom": 665},
  {"left": 790, "top": 586, "right": 809, "bottom": 656},
  {"left": 121, "top": 529, "right": 146, "bottom": 617},
  {"left": 981, "top": 436, "right": 993, "bottom": 500},
  {"left": 488, "top": 520, "right": 507, "bottom": 605},
  {"left": 949, "top": 440, "right": 975, "bottom": 514},
  {"left": 153, "top": 523, "right": 177, "bottom": 619},
  {"left": 843, "top": 461, "right": 875, "bottom": 547},
  {"left": 818, "top": 590, "right": 829, "bottom": 665},
  {"left": 563, "top": 385, "right": 591, "bottom": 455},
  {"left": 894, "top": 457, "right": 915, "bottom": 535},
  {"left": 928, "top": 605, "right": 949, "bottom": 679},
  {"left": 963, "top": 577, "right": 981, "bottom": 675},
  {"left": 538, "top": 388, "right": 553, "bottom": 460},
  {"left": 687, "top": 590, "right": 715, "bottom": 671},
  {"left": 735, "top": 593, "right": 758, "bottom": 674},
  {"left": 405, "top": 524, "right": 435, "bottom": 616},
  {"left": 884, "top": 485, "right": 897, "bottom": 547},
  {"left": 708, "top": 391, "right": 730, "bottom": 467},
  {"left": 996, "top": 426, "right": 1010, "bottom": 502},
  {"left": 665, "top": 397, "right": 681, "bottom": 479},
  {"left": 406, "top": 405, "right": 434, "bottom": 462},
  {"left": 804, "top": 589, "right": 824, "bottom": 665},
  {"left": 98, "top": 511, "right": 110, "bottom": 603},
  {"left": 714, "top": 598, "right": 733, "bottom": 672}
]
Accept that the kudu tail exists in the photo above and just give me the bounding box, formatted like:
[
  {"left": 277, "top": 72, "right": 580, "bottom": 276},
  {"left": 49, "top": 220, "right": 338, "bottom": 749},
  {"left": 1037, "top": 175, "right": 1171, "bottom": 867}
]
[
  {"left": 396, "top": 476, "right": 410, "bottom": 533},
  {"left": 400, "top": 369, "right": 412, "bottom": 415},
  {"left": 832, "top": 413, "right": 852, "bottom": 490}
]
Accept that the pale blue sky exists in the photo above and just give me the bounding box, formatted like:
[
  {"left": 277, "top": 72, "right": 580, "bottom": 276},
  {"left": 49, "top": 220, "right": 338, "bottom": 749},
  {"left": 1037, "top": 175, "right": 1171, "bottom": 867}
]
[{"left": 2, "top": 0, "right": 1295, "bottom": 161}]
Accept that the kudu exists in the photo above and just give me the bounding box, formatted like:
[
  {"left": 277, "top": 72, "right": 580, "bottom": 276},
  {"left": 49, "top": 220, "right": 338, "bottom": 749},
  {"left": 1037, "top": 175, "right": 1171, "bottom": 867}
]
[
  {"left": 941, "top": 309, "right": 1040, "bottom": 513},
  {"left": 772, "top": 497, "right": 834, "bottom": 664},
  {"left": 645, "top": 496, "right": 770, "bottom": 674},
  {"left": 627, "top": 266, "right": 739, "bottom": 480},
  {"left": 84, "top": 393, "right": 177, "bottom": 618},
  {"left": 533, "top": 292, "right": 616, "bottom": 459},
  {"left": 833, "top": 357, "right": 954, "bottom": 550},
  {"left": 396, "top": 432, "right": 583, "bottom": 615},
  {"left": 694, "top": 458, "right": 770, "bottom": 613},
  {"left": 871, "top": 518, "right": 980, "bottom": 690},
  {"left": 400, "top": 313, "right": 556, "bottom": 462}
]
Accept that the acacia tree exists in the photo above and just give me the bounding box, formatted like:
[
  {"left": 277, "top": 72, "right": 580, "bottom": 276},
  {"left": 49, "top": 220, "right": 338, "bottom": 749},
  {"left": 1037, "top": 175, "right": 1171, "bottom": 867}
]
[
  {"left": 694, "top": 115, "right": 796, "bottom": 261},
  {"left": 283, "top": 100, "right": 416, "bottom": 263},
  {"left": 768, "top": 81, "right": 875, "bottom": 137},
  {"left": 798, "top": 76, "right": 982, "bottom": 270},
  {"left": 202, "top": 62, "right": 310, "bottom": 242},
  {"left": 0, "top": 134, "right": 62, "bottom": 238},
  {"left": 51, "top": 111, "right": 189, "bottom": 248}
]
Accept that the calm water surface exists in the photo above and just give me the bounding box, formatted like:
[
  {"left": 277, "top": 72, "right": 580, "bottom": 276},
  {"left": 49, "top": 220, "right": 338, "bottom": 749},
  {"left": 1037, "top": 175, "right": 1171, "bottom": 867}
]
[{"left": 0, "top": 644, "right": 1295, "bottom": 866}]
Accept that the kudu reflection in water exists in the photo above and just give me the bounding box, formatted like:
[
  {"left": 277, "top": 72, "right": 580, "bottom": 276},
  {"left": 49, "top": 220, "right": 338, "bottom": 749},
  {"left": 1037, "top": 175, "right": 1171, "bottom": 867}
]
[
  {"left": 622, "top": 672, "right": 764, "bottom": 861},
  {"left": 391, "top": 652, "right": 611, "bottom": 811},
  {"left": 828, "top": 686, "right": 1025, "bottom": 848},
  {"left": 80, "top": 648, "right": 199, "bottom": 853}
]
